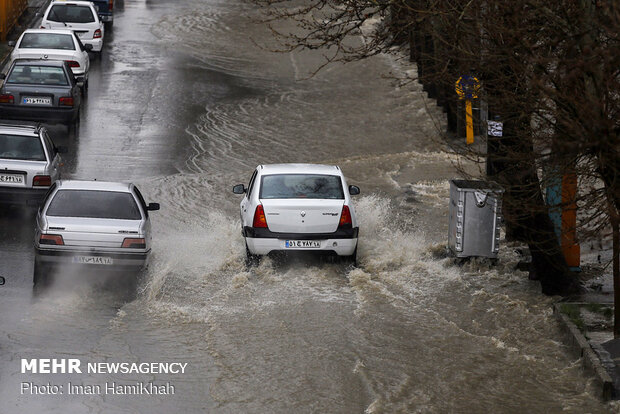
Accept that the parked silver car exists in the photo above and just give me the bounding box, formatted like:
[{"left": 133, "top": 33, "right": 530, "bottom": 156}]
[
  {"left": 34, "top": 180, "right": 160, "bottom": 284},
  {"left": 0, "top": 123, "right": 65, "bottom": 206}
]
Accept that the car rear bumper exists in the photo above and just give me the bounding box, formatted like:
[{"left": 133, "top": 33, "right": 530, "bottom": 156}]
[
  {"left": 243, "top": 226, "right": 358, "bottom": 239},
  {"left": 0, "top": 186, "right": 48, "bottom": 206},
  {"left": 35, "top": 247, "right": 149, "bottom": 271},
  {"left": 83, "top": 38, "right": 104, "bottom": 52},
  {"left": 244, "top": 226, "right": 358, "bottom": 256},
  {"left": 69, "top": 67, "right": 87, "bottom": 77},
  {"left": 0, "top": 105, "right": 78, "bottom": 124}
]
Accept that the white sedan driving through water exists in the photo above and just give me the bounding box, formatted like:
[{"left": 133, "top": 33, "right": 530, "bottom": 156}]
[{"left": 233, "top": 164, "right": 360, "bottom": 265}]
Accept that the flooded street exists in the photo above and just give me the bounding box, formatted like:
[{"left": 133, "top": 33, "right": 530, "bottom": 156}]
[{"left": 0, "top": 0, "right": 613, "bottom": 412}]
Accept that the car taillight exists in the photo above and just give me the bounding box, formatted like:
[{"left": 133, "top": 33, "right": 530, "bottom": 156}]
[
  {"left": 94, "top": 29, "right": 102, "bottom": 39},
  {"left": 109, "top": 0, "right": 114, "bottom": 10},
  {"left": 59, "top": 97, "right": 74, "bottom": 106},
  {"left": 338, "top": 205, "right": 352, "bottom": 228},
  {"left": 122, "top": 238, "right": 146, "bottom": 248},
  {"left": 40, "top": 234, "right": 64, "bottom": 245},
  {"left": 0, "top": 94, "right": 14, "bottom": 104},
  {"left": 33, "top": 175, "right": 52, "bottom": 186},
  {"left": 65, "top": 60, "right": 80, "bottom": 68},
  {"left": 253, "top": 205, "right": 268, "bottom": 228}
]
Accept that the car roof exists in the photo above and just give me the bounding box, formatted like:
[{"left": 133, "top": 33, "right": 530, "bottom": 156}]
[
  {"left": 259, "top": 163, "right": 342, "bottom": 175},
  {"left": 20, "top": 29, "right": 75, "bottom": 36},
  {"left": 0, "top": 123, "right": 42, "bottom": 136},
  {"left": 57, "top": 180, "right": 133, "bottom": 192}
]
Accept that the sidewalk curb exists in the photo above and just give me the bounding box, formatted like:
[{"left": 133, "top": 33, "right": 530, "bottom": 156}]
[
  {"left": 0, "top": 0, "right": 53, "bottom": 71},
  {"left": 553, "top": 303, "right": 614, "bottom": 400}
]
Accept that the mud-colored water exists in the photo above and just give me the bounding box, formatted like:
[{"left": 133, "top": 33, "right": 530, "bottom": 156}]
[{"left": 0, "top": 0, "right": 613, "bottom": 413}]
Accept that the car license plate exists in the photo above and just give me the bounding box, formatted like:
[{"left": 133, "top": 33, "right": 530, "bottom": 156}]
[
  {"left": 285, "top": 240, "right": 321, "bottom": 248},
  {"left": 23, "top": 97, "right": 51, "bottom": 105},
  {"left": 72, "top": 256, "right": 113, "bottom": 265},
  {"left": 0, "top": 174, "right": 24, "bottom": 184}
]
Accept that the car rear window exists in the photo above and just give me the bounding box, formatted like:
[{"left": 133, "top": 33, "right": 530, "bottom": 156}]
[
  {"left": 19, "top": 33, "right": 75, "bottom": 50},
  {"left": 47, "top": 190, "right": 142, "bottom": 220},
  {"left": 7, "top": 65, "right": 69, "bottom": 86},
  {"left": 260, "top": 174, "right": 344, "bottom": 199},
  {"left": 0, "top": 134, "right": 46, "bottom": 161},
  {"left": 47, "top": 5, "right": 95, "bottom": 23}
]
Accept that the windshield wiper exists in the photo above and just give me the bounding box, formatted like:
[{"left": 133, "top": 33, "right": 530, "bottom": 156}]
[{"left": 50, "top": 9, "right": 67, "bottom": 26}]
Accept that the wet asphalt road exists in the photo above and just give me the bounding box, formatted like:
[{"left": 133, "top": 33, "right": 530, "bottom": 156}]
[{"left": 0, "top": 0, "right": 615, "bottom": 413}]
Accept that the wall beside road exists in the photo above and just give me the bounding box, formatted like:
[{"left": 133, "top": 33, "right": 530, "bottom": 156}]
[{"left": 0, "top": 0, "right": 28, "bottom": 41}]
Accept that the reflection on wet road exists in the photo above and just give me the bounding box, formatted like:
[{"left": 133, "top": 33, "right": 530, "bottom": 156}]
[{"left": 0, "top": 0, "right": 612, "bottom": 413}]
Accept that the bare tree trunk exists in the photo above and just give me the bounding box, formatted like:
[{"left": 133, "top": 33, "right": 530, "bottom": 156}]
[
  {"left": 489, "top": 104, "right": 580, "bottom": 295},
  {"left": 613, "top": 213, "right": 620, "bottom": 338}
]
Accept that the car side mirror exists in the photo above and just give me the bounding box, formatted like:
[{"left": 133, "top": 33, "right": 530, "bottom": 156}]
[
  {"left": 232, "top": 184, "right": 246, "bottom": 194},
  {"left": 147, "top": 203, "right": 160, "bottom": 211},
  {"left": 0, "top": 276, "right": 5, "bottom": 286},
  {"left": 0, "top": 74, "right": 5, "bottom": 80},
  {"left": 349, "top": 185, "right": 360, "bottom": 195},
  {"left": 56, "top": 146, "right": 68, "bottom": 154},
  {"left": 7, "top": 41, "right": 15, "bottom": 48},
  {"left": 84, "top": 44, "right": 93, "bottom": 51}
]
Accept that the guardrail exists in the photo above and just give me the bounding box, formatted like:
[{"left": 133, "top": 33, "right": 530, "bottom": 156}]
[{"left": 0, "top": 0, "right": 28, "bottom": 41}]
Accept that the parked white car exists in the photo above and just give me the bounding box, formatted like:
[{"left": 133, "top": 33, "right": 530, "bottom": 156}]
[
  {"left": 8, "top": 29, "right": 91, "bottom": 88},
  {"left": 34, "top": 180, "right": 160, "bottom": 285},
  {"left": 41, "top": 1, "right": 104, "bottom": 53},
  {"left": 0, "top": 123, "right": 65, "bottom": 206},
  {"left": 233, "top": 164, "right": 360, "bottom": 265}
]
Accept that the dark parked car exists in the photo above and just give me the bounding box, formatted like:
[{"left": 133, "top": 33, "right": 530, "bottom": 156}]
[
  {"left": 90, "top": 0, "right": 114, "bottom": 25},
  {"left": 0, "top": 60, "right": 82, "bottom": 128}
]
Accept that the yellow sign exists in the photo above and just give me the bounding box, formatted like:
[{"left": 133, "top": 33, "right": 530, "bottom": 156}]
[
  {"left": 455, "top": 76, "right": 481, "bottom": 99},
  {"left": 455, "top": 76, "right": 480, "bottom": 144}
]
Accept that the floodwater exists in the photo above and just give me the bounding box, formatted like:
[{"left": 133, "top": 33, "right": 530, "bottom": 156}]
[{"left": 0, "top": 0, "right": 614, "bottom": 412}]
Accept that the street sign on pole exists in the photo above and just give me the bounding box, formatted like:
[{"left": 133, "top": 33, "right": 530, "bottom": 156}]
[
  {"left": 487, "top": 120, "right": 503, "bottom": 137},
  {"left": 455, "top": 75, "right": 481, "bottom": 145}
]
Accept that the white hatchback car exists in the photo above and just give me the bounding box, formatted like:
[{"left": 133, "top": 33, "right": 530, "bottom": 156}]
[
  {"left": 9, "top": 29, "right": 91, "bottom": 88},
  {"left": 233, "top": 164, "right": 360, "bottom": 264},
  {"left": 41, "top": 1, "right": 104, "bottom": 53}
]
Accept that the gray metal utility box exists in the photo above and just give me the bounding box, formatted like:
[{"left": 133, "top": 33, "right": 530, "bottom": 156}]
[{"left": 448, "top": 180, "right": 504, "bottom": 259}]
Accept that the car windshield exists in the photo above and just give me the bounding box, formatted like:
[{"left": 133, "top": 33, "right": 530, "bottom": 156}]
[
  {"left": 7, "top": 65, "right": 68, "bottom": 86},
  {"left": 19, "top": 33, "right": 75, "bottom": 50},
  {"left": 47, "top": 190, "right": 142, "bottom": 220},
  {"left": 0, "top": 134, "right": 46, "bottom": 161},
  {"left": 47, "top": 5, "right": 95, "bottom": 23},
  {"left": 260, "top": 174, "right": 344, "bottom": 199}
]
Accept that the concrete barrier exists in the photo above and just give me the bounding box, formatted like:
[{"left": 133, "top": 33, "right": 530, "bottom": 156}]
[{"left": 553, "top": 303, "right": 615, "bottom": 400}]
